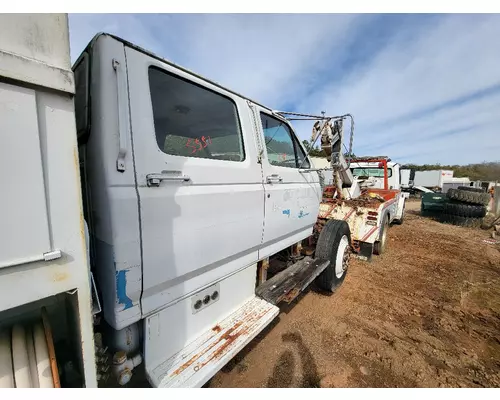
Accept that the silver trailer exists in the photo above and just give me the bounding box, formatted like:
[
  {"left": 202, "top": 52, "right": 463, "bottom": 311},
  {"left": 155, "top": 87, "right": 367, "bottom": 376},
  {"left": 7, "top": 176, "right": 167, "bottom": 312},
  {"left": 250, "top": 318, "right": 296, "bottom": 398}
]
[{"left": 413, "top": 170, "right": 454, "bottom": 189}]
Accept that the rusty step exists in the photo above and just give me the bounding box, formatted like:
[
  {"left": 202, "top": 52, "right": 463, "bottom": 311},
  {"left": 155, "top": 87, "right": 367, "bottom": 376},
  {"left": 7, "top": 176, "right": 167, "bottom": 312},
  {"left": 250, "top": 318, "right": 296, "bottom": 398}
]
[
  {"left": 146, "top": 297, "right": 279, "bottom": 388},
  {"left": 256, "top": 257, "right": 330, "bottom": 305}
]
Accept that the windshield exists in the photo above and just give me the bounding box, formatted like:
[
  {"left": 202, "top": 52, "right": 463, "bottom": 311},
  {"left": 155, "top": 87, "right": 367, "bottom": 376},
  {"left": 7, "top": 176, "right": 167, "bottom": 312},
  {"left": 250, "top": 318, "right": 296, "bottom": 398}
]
[{"left": 351, "top": 168, "right": 392, "bottom": 178}]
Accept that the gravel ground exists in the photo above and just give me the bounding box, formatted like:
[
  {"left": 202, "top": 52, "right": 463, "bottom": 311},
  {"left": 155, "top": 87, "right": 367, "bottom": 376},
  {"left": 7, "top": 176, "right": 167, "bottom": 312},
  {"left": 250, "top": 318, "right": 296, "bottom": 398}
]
[{"left": 207, "top": 200, "right": 500, "bottom": 388}]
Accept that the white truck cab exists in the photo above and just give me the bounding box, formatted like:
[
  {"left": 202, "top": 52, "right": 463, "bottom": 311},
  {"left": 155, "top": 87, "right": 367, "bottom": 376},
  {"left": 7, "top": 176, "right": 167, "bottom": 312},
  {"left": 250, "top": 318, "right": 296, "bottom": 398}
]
[
  {"left": 351, "top": 160, "right": 402, "bottom": 190},
  {"left": 74, "top": 33, "right": 322, "bottom": 387}
]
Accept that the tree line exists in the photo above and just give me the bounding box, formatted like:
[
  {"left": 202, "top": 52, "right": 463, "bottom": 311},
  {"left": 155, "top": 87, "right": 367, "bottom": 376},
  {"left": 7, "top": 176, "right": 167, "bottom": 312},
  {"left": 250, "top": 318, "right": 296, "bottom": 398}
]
[
  {"left": 302, "top": 141, "right": 499, "bottom": 182},
  {"left": 401, "top": 162, "right": 500, "bottom": 182}
]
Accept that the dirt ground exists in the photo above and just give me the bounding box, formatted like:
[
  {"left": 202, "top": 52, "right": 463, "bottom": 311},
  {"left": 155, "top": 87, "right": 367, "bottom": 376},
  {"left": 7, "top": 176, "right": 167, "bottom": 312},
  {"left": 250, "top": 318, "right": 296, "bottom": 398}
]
[{"left": 206, "top": 199, "right": 500, "bottom": 388}]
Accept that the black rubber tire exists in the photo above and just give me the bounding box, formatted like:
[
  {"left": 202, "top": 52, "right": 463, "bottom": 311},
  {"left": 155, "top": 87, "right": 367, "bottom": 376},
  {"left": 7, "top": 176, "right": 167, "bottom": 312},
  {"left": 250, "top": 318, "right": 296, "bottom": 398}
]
[
  {"left": 440, "top": 213, "right": 482, "bottom": 228},
  {"left": 447, "top": 188, "right": 490, "bottom": 206},
  {"left": 457, "top": 186, "right": 485, "bottom": 193},
  {"left": 315, "top": 219, "right": 351, "bottom": 293},
  {"left": 373, "top": 215, "right": 389, "bottom": 255},
  {"left": 443, "top": 202, "right": 487, "bottom": 218}
]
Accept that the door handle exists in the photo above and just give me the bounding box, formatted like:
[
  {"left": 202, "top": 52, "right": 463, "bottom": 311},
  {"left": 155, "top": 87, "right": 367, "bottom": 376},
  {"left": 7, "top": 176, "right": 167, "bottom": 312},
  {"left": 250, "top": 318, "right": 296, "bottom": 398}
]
[
  {"left": 266, "top": 174, "right": 283, "bottom": 184},
  {"left": 147, "top": 172, "right": 191, "bottom": 187}
]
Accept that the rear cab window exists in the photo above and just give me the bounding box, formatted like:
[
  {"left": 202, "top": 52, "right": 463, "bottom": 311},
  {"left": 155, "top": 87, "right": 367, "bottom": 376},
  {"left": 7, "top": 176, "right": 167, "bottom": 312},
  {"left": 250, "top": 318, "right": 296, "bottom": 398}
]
[
  {"left": 148, "top": 67, "right": 245, "bottom": 162},
  {"left": 73, "top": 52, "right": 90, "bottom": 143},
  {"left": 352, "top": 168, "right": 393, "bottom": 177},
  {"left": 260, "top": 113, "right": 310, "bottom": 169}
]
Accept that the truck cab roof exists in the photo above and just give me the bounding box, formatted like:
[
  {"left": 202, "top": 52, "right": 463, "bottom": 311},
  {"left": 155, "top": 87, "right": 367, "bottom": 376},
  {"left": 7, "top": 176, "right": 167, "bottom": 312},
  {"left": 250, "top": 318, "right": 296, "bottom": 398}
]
[{"left": 75, "top": 32, "right": 278, "bottom": 117}]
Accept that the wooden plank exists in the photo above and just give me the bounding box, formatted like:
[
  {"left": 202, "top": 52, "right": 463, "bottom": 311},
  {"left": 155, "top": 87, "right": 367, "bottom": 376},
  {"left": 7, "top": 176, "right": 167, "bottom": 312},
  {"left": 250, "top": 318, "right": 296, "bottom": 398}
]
[
  {"left": 257, "top": 258, "right": 269, "bottom": 285},
  {"left": 255, "top": 257, "right": 329, "bottom": 305}
]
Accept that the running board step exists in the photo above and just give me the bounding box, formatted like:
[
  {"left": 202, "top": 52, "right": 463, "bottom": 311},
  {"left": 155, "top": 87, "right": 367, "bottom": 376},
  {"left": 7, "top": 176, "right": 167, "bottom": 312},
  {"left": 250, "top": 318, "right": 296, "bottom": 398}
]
[
  {"left": 146, "top": 296, "right": 279, "bottom": 388},
  {"left": 256, "top": 257, "right": 330, "bottom": 305}
]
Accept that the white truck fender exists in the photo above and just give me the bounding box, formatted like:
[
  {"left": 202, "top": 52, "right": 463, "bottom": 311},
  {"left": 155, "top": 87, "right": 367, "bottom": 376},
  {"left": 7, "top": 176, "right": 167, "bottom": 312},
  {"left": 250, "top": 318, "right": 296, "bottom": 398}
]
[{"left": 395, "top": 193, "right": 406, "bottom": 219}]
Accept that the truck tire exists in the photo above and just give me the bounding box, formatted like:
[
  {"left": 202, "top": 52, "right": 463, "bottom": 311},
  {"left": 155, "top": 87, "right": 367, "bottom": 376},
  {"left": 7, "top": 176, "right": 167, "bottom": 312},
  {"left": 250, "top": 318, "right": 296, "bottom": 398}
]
[
  {"left": 447, "top": 188, "right": 490, "bottom": 206},
  {"left": 440, "top": 213, "right": 482, "bottom": 228},
  {"left": 457, "top": 186, "right": 485, "bottom": 193},
  {"left": 443, "top": 202, "right": 487, "bottom": 218},
  {"left": 373, "top": 215, "right": 389, "bottom": 255},
  {"left": 315, "top": 219, "right": 351, "bottom": 293}
]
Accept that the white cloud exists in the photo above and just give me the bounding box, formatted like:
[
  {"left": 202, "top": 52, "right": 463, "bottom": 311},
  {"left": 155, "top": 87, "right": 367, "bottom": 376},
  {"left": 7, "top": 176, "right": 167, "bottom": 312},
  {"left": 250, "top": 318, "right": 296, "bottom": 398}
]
[
  {"left": 167, "top": 14, "right": 363, "bottom": 107},
  {"left": 300, "top": 14, "right": 500, "bottom": 164},
  {"left": 69, "top": 14, "right": 367, "bottom": 106},
  {"left": 68, "top": 13, "right": 500, "bottom": 165}
]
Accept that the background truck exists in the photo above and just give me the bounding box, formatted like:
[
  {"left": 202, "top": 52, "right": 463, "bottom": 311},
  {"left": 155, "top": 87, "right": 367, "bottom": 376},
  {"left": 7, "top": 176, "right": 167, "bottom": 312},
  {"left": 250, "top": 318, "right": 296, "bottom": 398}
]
[
  {"left": 0, "top": 14, "right": 403, "bottom": 388},
  {"left": 441, "top": 178, "right": 474, "bottom": 193},
  {"left": 413, "top": 170, "right": 454, "bottom": 190},
  {"left": 350, "top": 157, "right": 403, "bottom": 191},
  {"left": 400, "top": 168, "right": 412, "bottom": 190},
  {"left": 314, "top": 154, "right": 406, "bottom": 260},
  {"left": 276, "top": 115, "right": 406, "bottom": 263}
]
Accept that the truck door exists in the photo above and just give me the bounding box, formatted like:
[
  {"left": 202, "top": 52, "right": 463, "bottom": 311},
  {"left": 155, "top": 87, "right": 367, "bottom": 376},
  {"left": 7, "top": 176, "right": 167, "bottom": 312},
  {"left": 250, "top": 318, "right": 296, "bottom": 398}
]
[
  {"left": 253, "top": 107, "right": 322, "bottom": 258},
  {"left": 124, "top": 47, "right": 265, "bottom": 315}
]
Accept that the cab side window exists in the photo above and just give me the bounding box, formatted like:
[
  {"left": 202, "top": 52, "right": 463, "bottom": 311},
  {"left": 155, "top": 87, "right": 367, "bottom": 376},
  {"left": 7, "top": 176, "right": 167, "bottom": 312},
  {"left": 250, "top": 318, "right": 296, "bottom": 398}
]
[
  {"left": 260, "top": 113, "right": 310, "bottom": 169},
  {"left": 148, "top": 67, "right": 245, "bottom": 162}
]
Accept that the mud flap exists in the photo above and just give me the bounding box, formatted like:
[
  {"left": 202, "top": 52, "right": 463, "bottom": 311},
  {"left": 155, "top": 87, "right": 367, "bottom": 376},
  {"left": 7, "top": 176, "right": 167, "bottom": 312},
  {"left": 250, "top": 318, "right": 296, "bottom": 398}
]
[{"left": 355, "top": 242, "right": 374, "bottom": 262}]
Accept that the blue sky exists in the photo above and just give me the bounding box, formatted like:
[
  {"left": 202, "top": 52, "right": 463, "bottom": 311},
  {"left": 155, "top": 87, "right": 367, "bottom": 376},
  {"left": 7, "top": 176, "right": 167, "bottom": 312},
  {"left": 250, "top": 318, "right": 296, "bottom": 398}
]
[{"left": 68, "top": 13, "right": 500, "bottom": 165}]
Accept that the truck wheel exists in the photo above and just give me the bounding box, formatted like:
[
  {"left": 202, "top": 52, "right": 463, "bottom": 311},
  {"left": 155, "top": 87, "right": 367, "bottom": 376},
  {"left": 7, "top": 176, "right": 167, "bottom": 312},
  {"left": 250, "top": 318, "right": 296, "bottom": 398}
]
[
  {"left": 443, "top": 202, "right": 487, "bottom": 218},
  {"left": 373, "top": 215, "right": 389, "bottom": 255},
  {"left": 447, "top": 188, "right": 490, "bottom": 206},
  {"left": 457, "top": 186, "right": 485, "bottom": 193},
  {"left": 315, "top": 219, "right": 351, "bottom": 293}
]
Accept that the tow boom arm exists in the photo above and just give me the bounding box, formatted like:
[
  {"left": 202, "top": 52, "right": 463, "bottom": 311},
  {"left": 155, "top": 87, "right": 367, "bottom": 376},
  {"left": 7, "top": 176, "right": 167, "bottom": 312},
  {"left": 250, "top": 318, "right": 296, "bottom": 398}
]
[
  {"left": 313, "top": 118, "right": 354, "bottom": 187},
  {"left": 274, "top": 111, "right": 358, "bottom": 199}
]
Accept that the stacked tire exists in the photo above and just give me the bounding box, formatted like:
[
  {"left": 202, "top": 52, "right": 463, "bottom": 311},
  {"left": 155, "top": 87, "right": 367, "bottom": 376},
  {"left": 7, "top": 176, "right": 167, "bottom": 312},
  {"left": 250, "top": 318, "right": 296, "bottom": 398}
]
[{"left": 441, "top": 186, "right": 489, "bottom": 228}]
